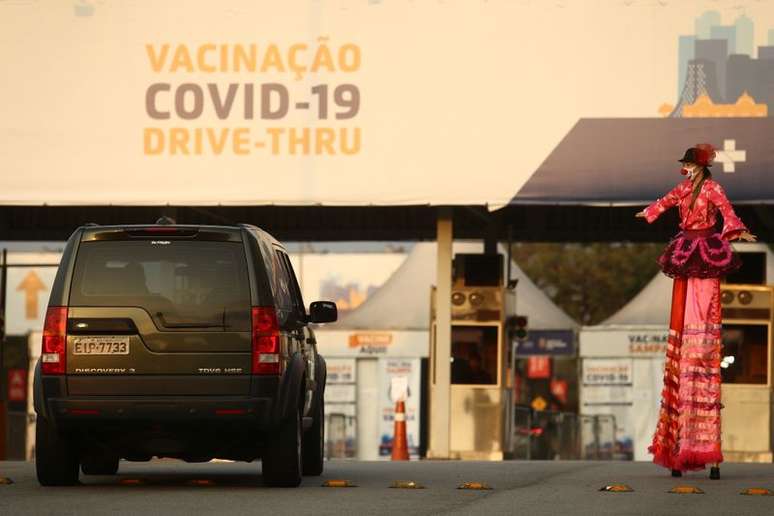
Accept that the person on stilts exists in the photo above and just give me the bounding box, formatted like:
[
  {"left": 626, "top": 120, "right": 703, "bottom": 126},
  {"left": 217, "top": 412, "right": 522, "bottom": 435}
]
[{"left": 636, "top": 143, "right": 757, "bottom": 480}]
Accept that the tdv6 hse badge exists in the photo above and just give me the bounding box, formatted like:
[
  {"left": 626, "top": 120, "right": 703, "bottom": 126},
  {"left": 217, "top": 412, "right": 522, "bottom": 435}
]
[{"left": 197, "top": 367, "right": 244, "bottom": 374}]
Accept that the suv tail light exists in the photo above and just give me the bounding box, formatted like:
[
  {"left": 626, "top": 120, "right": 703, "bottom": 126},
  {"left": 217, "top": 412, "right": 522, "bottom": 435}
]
[
  {"left": 251, "top": 307, "right": 280, "bottom": 375},
  {"left": 42, "top": 306, "right": 68, "bottom": 375}
]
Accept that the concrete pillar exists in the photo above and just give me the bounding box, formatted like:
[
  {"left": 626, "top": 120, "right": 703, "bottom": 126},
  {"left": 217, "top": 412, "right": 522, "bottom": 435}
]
[
  {"left": 429, "top": 209, "right": 452, "bottom": 458},
  {"left": 356, "top": 358, "right": 379, "bottom": 460}
]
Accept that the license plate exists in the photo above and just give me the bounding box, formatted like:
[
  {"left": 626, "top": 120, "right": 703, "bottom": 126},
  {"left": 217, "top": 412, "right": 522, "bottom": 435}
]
[{"left": 72, "top": 336, "right": 130, "bottom": 355}]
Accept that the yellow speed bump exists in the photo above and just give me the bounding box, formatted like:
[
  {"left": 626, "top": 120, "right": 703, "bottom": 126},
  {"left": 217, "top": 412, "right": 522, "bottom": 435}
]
[
  {"left": 322, "top": 479, "right": 357, "bottom": 488},
  {"left": 390, "top": 480, "right": 425, "bottom": 489},
  {"left": 599, "top": 484, "right": 633, "bottom": 492},
  {"left": 119, "top": 478, "right": 145, "bottom": 486},
  {"left": 188, "top": 479, "right": 215, "bottom": 486},
  {"left": 457, "top": 481, "right": 492, "bottom": 490},
  {"left": 741, "top": 487, "right": 774, "bottom": 496},
  {"left": 0, "top": 477, "right": 14, "bottom": 485},
  {"left": 669, "top": 485, "right": 704, "bottom": 494}
]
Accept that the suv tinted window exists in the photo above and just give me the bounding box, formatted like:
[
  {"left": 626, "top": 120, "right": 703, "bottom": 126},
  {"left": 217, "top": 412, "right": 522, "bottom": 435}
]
[
  {"left": 278, "top": 252, "right": 305, "bottom": 318},
  {"left": 70, "top": 240, "right": 251, "bottom": 331},
  {"left": 271, "top": 249, "right": 293, "bottom": 312}
]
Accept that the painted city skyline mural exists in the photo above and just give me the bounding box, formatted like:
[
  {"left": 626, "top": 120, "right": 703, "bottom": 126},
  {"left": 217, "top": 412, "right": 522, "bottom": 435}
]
[
  {"left": 662, "top": 10, "right": 774, "bottom": 118},
  {"left": 513, "top": 7, "right": 774, "bottom": 205}
]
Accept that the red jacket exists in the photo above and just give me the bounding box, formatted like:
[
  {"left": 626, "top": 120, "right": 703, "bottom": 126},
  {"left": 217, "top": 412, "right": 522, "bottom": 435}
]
[{"left": 644, "top": 178, "right": 747, "bottom": 240}]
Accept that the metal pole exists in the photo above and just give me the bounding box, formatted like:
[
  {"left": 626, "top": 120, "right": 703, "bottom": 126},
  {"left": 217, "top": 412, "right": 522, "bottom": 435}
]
[
  {"left": 611, "top": 415, "right": 618, "bottom": 460},
  {"left": 572, "top": 415, "right": 578, "bottom": 459},
  {"left": 1, "top": 249, "right": 6, "bottom": 333},
  {"left": 1, "top": 248, "right": 6, "bottom": 369},
  {"left": 593, "top": 416, "right": 601, "bottom": 460},
  {"left": 526, "top": 410, "right": 532, "bottom": 461},
  {"left": 557, "top": 412, "right": 564, "bottom": 460},
  {"left": 0, "top": 249, "right": 6, "bottom": 460}
]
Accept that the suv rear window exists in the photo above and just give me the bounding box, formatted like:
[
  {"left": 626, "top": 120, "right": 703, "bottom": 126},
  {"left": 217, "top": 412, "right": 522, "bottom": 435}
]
[{"left": 70, "top": 240, "right": 251, "bottom": 331}]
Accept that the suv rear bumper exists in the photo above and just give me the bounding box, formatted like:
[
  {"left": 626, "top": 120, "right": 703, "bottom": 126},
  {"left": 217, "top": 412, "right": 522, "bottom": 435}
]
[
  {"left": 34, "top": 353, "right": 311, "bottom": 432},
  {"left": 48, "top": 396, "right": 274, "bottom": 424}
]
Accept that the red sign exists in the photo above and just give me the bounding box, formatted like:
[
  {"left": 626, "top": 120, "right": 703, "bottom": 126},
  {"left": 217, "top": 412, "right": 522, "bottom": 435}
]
[
  {"left": 527, "top": 356, "right": 551, "bottom": 379},
  {"left": 8, "top": 369, "right": 27, "bottom": 402},
  {"left": 550, "top": 379, "right": 569, "bottom": 405}
]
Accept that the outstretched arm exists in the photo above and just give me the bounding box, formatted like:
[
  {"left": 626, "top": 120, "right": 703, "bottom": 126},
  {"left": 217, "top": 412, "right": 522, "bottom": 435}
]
[
  {"left": 707, "top": 182, "right": 754, "bottom": 241},
  {"left": 636, "top": 183, "right": 684, "bottom": 223}
]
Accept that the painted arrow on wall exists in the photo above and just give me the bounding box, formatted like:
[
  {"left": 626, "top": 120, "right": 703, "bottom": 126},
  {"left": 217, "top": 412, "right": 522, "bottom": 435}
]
[{"left": 16, "top": 270, "right": 47, "bottom": 320}]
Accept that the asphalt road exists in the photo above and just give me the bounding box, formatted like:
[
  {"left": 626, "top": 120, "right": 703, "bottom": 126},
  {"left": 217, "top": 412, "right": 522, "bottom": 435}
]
[{"left": 2, "top": 459, "right": 774, "bottom": 515}]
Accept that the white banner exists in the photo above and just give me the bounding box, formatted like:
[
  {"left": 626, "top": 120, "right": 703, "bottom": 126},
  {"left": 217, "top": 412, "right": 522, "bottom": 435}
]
[
  {"left": 324, "top": 383, "right": 356, "bottom": 404},
  {"left": 315, "top": 330, "right": 428, "bottom": 358},
  {"left": 580, "top": 356, "right": 666, "bottom": 461},
  {"left": 631, "top": 357, "right": 665, "bottom": 461},
  {"left": 325, "top": 358, "right": 356, "bottom": 384},
  {"left": 582, "top": 358, "right": 633, "bottom": 386},
  {"left": 325, "top": 403, "right": 356, "bottom": 418},
  {"left": 4, "top": 2, "right": 772, "bottom": 206},
  {"left": 580, "top": 328, "right": 669, "bottom": 358}
]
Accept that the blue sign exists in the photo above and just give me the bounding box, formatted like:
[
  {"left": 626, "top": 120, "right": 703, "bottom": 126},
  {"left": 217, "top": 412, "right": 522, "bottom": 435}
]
[{"left": 513, "top": 330, "right": 575, "bottom": 356}]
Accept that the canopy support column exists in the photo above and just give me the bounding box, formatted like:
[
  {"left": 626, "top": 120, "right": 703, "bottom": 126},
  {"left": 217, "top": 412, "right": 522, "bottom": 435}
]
[{"left": 429, "top": 208, "right": 452, "bottom": 458}]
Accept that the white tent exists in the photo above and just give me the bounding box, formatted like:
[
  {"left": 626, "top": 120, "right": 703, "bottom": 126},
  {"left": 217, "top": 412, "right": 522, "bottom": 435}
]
[{"left": 335, "top": 242, "right": 578, "bottom": 331}]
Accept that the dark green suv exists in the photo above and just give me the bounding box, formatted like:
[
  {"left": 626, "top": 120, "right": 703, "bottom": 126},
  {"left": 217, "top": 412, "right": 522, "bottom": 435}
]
[{"left": 33, "top": 222, "right": 336, "bottom": 487}]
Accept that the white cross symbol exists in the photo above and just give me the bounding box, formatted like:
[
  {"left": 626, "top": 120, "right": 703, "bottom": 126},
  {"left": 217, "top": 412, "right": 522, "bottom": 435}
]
[{"left": 715, "top": 139, "right": 746, "bottom": 173}]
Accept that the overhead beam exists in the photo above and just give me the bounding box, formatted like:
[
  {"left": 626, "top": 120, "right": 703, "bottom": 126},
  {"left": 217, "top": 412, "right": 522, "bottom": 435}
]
[{"left": 0, "top": 205, "right": 771, "bottom": 242}]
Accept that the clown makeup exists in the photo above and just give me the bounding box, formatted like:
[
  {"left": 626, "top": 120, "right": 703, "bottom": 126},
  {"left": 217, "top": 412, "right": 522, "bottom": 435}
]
[{"left": 681, "top": 162, "right": 700, "bottom": 180}]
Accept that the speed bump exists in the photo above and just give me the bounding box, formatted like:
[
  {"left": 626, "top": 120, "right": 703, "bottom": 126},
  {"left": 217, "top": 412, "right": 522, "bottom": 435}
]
[
  {"left": 119, "top": 478, "right": 145, "bottom": 485},
  {"left": 669, "top": 485, "right": 704, "bottom": 494},
  {"left": 390, "top": 480, "right": 425, "bottom": 489},
  {"left": 188, "top": 479, "right": 215, "bottom": 486},
  {"left": 322, "top": 479, "right": 357, "bottom": 488},
  {"left": 0, "top": 477, "right": 13, "bottom": 485},
  {"left": 740, "top": 487, "right": 774, "bottom": 496},
  {"left": 599, "top": 484, "right": 633, "bottom": 492},
  {"left": 457, "top": 481, "right": 492, "bottom": 490}
]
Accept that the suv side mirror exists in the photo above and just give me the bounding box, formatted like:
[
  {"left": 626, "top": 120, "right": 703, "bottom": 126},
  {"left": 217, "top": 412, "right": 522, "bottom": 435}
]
[{"left": 309, "top": 301, "right": 337, "bottom": 324}]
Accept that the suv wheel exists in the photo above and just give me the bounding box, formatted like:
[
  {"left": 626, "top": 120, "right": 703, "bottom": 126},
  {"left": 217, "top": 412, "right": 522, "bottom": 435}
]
[
  {"left": 81, "top": 454, "right": 120, "bottom": 475},
  {"left": 36, "top": 417, "right": 79, "bottom": 486},
  {"left": 302, "top": 396, "right": 325, "bottom": 476},
  {"left": 262, "top": 408, "right": 302, "bottom": 487}
]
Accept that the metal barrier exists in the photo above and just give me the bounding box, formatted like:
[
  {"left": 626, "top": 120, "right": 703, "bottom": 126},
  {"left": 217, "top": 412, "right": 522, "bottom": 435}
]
[{"left": 510, "top": 406, "right": 618, "bottom": 460}]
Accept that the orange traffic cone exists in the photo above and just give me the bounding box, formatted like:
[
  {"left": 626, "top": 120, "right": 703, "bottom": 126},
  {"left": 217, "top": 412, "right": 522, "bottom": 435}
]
[{"left": 391, "top": 400, "right": 410, "bottom": 461}]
